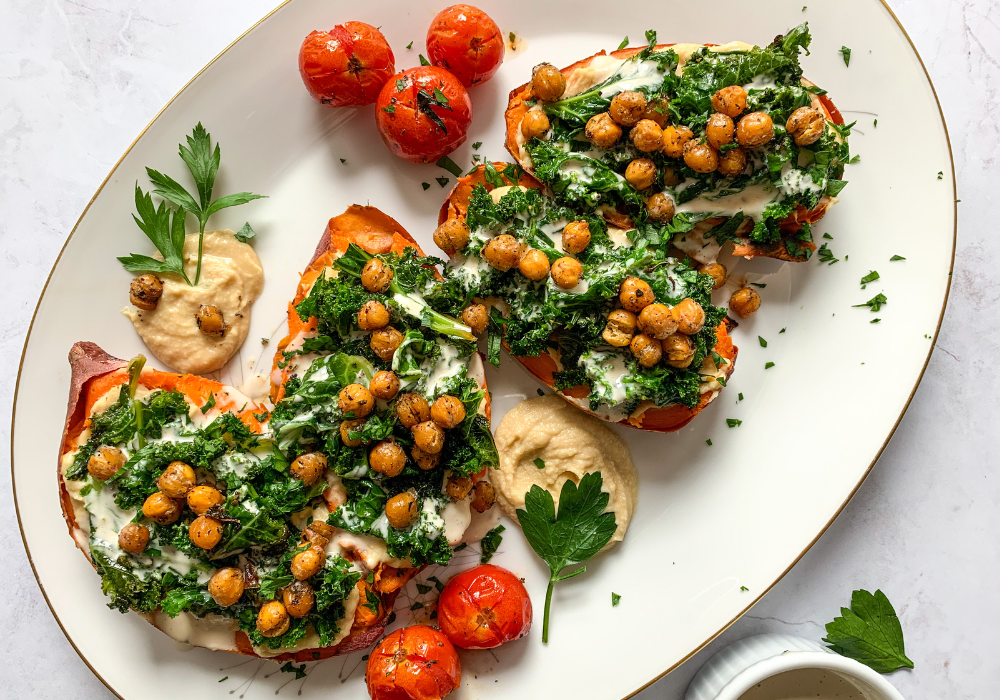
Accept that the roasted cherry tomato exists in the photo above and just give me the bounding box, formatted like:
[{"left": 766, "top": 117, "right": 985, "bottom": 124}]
[
  {"left": 366, "top": 625, "right": 461, "bottom": 700},
  {"left": 437, "top": 564, "right": 532, "bottom": 649},
  {"left": 299, "top": 22, "right": 395, "bottom": 107},
  {"left": 426, "top": 5, "right": 504, "bottom": 87},
  {"left": 375, "top": 66, "right": 473, "bottom": 164}
]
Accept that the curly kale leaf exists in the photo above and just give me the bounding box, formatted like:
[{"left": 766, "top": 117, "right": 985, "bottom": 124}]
[
  {"left": 526, "top": 140, "right": 643, "bottom": 210},
  {"left": 92, "top": 549, "right": 164, "bottom": 614},
  {"left": 66, "top": 386, "right": 136, "bottom": 481},
  {"left": 110, "top": 437, "right": 228, "bottom": 511}
]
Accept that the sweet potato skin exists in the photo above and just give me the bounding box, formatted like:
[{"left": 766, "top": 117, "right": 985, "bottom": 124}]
[
  {"left": 503, "top": 44, "right": 847, "bottom": 262},
  {"left": 439, "top": 165, "right": 738, "bottom": 433}
]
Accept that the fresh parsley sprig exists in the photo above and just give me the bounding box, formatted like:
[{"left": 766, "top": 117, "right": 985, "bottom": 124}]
[
  {"left": 120, "top": 123, "right": 265, "bottom": 285},
  {"left": 516, "top": 471, "right": 617, "bottom": 643},
  {"left": 823, "top": 589, "right": 914, "bottom": 673}
]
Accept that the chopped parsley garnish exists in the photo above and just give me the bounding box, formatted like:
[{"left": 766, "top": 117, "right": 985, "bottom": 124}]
[
  {"left": 823, "top": 232, "right": 833, "bottom": 239},
  {"left": 765, "top": 362, "right": 775, "bottom": 369},
  {"left": 612, "top": 592, "right": 621, "bottom": 606},
  {"left": 436, "top": 156, "right": 463, "bottom": 177},
  {"left": 435, "top": 176, "right": 450, "bottom": 188},
  {"left": 405, "top": 41, "right": 413, "bottom": 49},
  {"left": 860, "top": 270, "right": 880, "bottom": 286},
  {"left": 871, "top": 318, "right": 881, "bottom": 324},
  {"left": 823, "top": 589, "right": 914, "bottom": 673},
  {"left": 854, "top": 293, "right": 887, "bottom": 312},
  {"left": 937, "top": 171, "right": 943, "bottom": 179},
  {"left": 200, "top": 393, "right": 216, "bottom": 414},
  {"left": 472, "top": 141, "right": 482, "bottom": 149},
  {"left": 726, "top": 418, "right": 742, "bottom": 428},
  {"left": 738, "top": 393, "right": 744, "bottom": 401},
  {"left": 533, "top": 458, "right": 546, "bottom": 469},
  {"left": 235, "top": 223, "right": 255, "bottom": 243},
  {"left": 419, "top": 54, "right": 430, "bottom": 66},
  {"left": 779, "top": 328, "right": 786, "bottom": 333},
  {"left": 617, "top": 37, "right": 629, "bottom": 50},
  {"left": 516, "top": 472, "right": 617, "bottom": 643},
  {"left": 874, "top": 118, "right": 878, "bottom": 127},
  {"left": 279, "top": 662, "right": 307, "bottom": 679},
  {"left": 817, "top": 243, "right": 839, "bottom": 265},
  {"left": 758, "top": 336, "right": 767, "bottom": 348},
  {"left": 890, "top": 255, "right": 906, "bottom": 261},
  {"left": 381, "top": 105, "right": 395, "bottom": 114},
  {"left": 480, "top": 524, "right": 505, "bottom": 564},
  {"left": 706, "top": 439, "right": 713, "bottom": 446},
  {"left": 415, "top": 582, "right": 432, "bottom": 594},
  {"left": 750, "top": 282, "right": 766, "bottom": 288},
  {"left": 421, "top": 182, "right": 430, "bottom": 190},
  {"left": 740, "top": 586, "right": 749, "bottom": 592},
  {"left": 839, "top": 46, "right": 852, "bottom": 66}
]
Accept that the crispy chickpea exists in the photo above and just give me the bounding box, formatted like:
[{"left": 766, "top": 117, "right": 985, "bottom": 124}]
[
  {"left": 609, "top": 90, "right": 647, "bottom": 127},
  {"left": 412, "top": 420, "right": 445, "bottom": 455},
  {"left": 87, "top": 445, "right": 125, "bottom": 481},
  {"left": 357, "top": 300, "right": 390, "bottom": 331},
  {"left": 340, "top": 418, "right": 368, "bottom": 447},
  {"left": 698, "top": 262, "right": 727, "bottom": 290},
  {"left": 257, "top": 600, "right": 290, "bottom": 638},
  {"left": 482, "top": 234, "right": 521, "bottom": 271},
  {"left": 786, "top": 106, "right": 825, "bottom": 146},
  {"left": 662, "top": 125, "right": 694, "bottom": 159},
  {"left": 370, "top": 326, "right": 404, "bottom": 362},
  {"left": 290, "top": 544, "right": 325, "bottom": 581},
  {"left": 187, "top": 485, "right": 224, "bottom": 515},
  {"left": 683, "top": 141, "right": 720, "bottom": 173},
  {"left": 584, "top": 112, "right": 623, "bottom": 149},
  {"left": 562, "top": 221, "right": 591, "bottom": 254},
  {"left": 303, "top": 521, "right": 334, "bottom": 546},
  {"left": 157, "top": 461, "right": 196, "bottom": 498},
  {"left": 673, "top": 298, "right": 706, "bottom": 335},
  {"left": 195, "top": 305, "right": 227, "bottom": 338},
  {"left": 729, "top": 286, "right": 762, "bottom": 318},
  {"left": 396, "top": 393, "right": 430, "bottom": 428},
  {"left": 461, "top": 303, "right": 489, "bottom": 335},
  {"left": 518, "top": 248, "right": 551, "bottom": 281},
  {"left": 718, "top": 146, "right": 748, "bottom": 177},
  {"left": 712, "top": 85, "right": 748, "bottom": 118},
  {"left": 646, "top": 192, "right": 676, "bottom": 222},
  {"left": 142, "top": 492, "right": 181, "bottom": 525},
  {"left": 619, "top": 277, "right": 655, "bottom": 313},
  {"left": 550, "top": 257, "right": 583, "bottom": 289},
  {"left": 637, "top": 303, "right": 679, "bottom": 340},
  {"left": 625, "top": 158, "right": 657, "bottom": 190},
  {"left": 361, "top": 258, "right": 393, "bottom": 293},
  {"left": 129, "top": 275, "right": 163, "bottom": 311},
  {"left": 736, "top": 111, "right": 774, "bottom": 147},
  {"left": 369, "top": 440, "right": 406, "bottom": 477},
  {"left": 118, "top": 523, "right": 149, "bottom": 554},
  {"left": 520, "top": 110, "right": 550, "bottom": 140},
  {"left": 208, "top": 567, "right": 245, "bottom": 607},
  {"left": 431, "top": 395, "right": 466, "bottom": 429},
  {"left": 470, "top": 480, "right": 496, "bottom": 512},
  {"left": 445, "top": 476, "right": 473, "bottom": 501},
  {"left": 369, "top": 370, "right": 400, "bottom": 401},
  {"left": 641, "top": 97, "right": 670, "bottom": 127},
  {"left": 282, "top": 580, "right": 316, "bottom": 618},
  {"left": 339, "top": 383, "right": 375, "bottom": 418},
  {"left": 290, "top": 452, "right": 327, "bottom": 487},
  {"left": 630, "top": 119, "right": 663, "bottom": 153},
  {"left": 706, "top": 112, "right": 736, "bottom": 150},
  {"left": 531, "top": 62, "right": 566, "bottom": 101},
  {"left": 663, "top": 333, "right": 696, "bottom": 368},
  {"left": 411, "top": 445, "right": 441, "bottom": 471},
  {"left": 602, "top": 309, "right": 637, "bottom": 347},
  {"left": 433, "top": 218, "right": 471, "bottom": 252},
  {"left": 630, "top": 333, "right": 663, "bottom": 367},
  {"left": 385, "top": 491, "right": 418, "bottom": 528},
  {"left": 189, "top": 515, "right": 224, "bottom": 550}
]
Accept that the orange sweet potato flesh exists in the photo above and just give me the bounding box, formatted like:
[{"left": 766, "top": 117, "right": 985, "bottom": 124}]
[
  {"left": 503, "top": 44, "right": 848, "bottom": 262},
  {"left": 439, "top": 165, "right": 738, "bottom": 433}
]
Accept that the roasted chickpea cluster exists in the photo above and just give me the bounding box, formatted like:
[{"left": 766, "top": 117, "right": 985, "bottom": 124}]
[{"left": 599, "top": 276, "right": 710, "bottom": 370}]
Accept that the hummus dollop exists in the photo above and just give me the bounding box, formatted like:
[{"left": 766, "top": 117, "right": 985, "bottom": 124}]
[
  {"left": 124, "top": 230, "right": 264, "bottom": 375},
  {"left": 492, "top": 394, "right": 638, "bottom": 548}
]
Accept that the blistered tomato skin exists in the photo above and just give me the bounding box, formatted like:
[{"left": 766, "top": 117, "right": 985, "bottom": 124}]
[
  {"left": 437, "top": 564, "right": 532, "bottom": 649},
  {"left": 298, "top": 22, "right": 395, "bottom": 107},
  {"left": 366, "top": 625, "right": 462, "bottom": 700},
  {"left": 426, "top": 4, "right": 505, "bottom": 87},
  {"left": 375, "top": 66, "right": 473, "bottom": 164}
]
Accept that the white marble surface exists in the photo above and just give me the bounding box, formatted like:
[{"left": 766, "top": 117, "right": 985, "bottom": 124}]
[{"left": 0, "top": 1, "right": 997, "bottom": 698}]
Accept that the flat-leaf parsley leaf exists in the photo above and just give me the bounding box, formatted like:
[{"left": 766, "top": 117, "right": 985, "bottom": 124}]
[{"left": 823, "top": 589, "right": 914, "bottom": 673}]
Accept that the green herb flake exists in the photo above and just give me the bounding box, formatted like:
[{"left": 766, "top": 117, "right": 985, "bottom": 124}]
[
  {"left": 279, "top": 662, "right": 307, "bottom": 680},
  {"left": 472, "top": 141, "right": 483, "bottom": 149},
  {"left": 758, "top": 336, "right": 767, "bottom": 348},
  {"left": 818, "top": 243, "right": 839, "bottom": 265},
  {"left": 738, "top": 393, "right": 744, "bottom": 401},
  {"left": 200, "top": 393, "right": 216, "bottom": 414},
  {"left": 854, "top": 293, "right": 887, "bottom": 313},
  {"left": 740, "top": 586, "right": 749, "bottom": 592},
  {"left": 436, "top": 176, "right": 450, "bottom": 188},
  {"left": 840, "top": 46, "right": 852, "bottom": 67},
  {"left": 706, "top": 439, "right": 713, "bottom": 446},
  {"left": 437, "top": 155, "right": 463, "bottom": 177},
  {"left": 419, "top": 54, "right": 431, "bottom": 66},
  {"left": 779, "top": 328, "right": 786, "bottom": 334},
  {"left": 415, "top": 583, "right": 433, "bottom": 594},
  {"left": 410, "top": 601, "right": 424, "bottom": 611},
  {"left": 480, "top": 524, "right": 505, "bottom": 564},
  {"left": 516, "top": 472, "right": 617, "bottom": 643},
  {"left": 823, "top": 233, "right": 833, "bottom": 239},
  {"left": 219, "top": 677, "right": 228, "bottom": 683},
  {"left": 405, "top": 41, "right": 413, "bottom": 49},
  {"left": 612, "top": 592, "right": 621, "bottom": 606},
  {"left": 533, "top": 457, "right": 546, "bottom": 469},
  {"left": 617, "top": 37, "right": 629, "bottom": 50},
  {"left": 726, "top": 418, "right": 742, "bottom": 428},
  {"left": 874, "top": 118, "right": 878, "bottom": 128},
  {"left": 765, "top": 362, "right": 775, "bottom": 369},
  {"left": 890, "top": 255, "right": 906, "bottom": 261},
  {"left": 421, "top": 182, "right": 431, "bottom": 191},
  {"left": 750, "top": 282, "right": 766, "bottom": 288},
  {"left": 381, "top": 105, "right": 395, "bottom": 114},
  {"left": 235, "top": 222, "right": 256, "bottom": 243},
  {"left": 871, "top": 318, "right": 881, "bottom": 324},
  {"left": 509, "top": 31, "right": 516, "bottom": 45},
  {"left": 937, "top": 171, "right": 943, "bottom": 179},
  {"left": 860, "top": 270, "right": 880, "bottom": 285},
  {"left": 823, "top": 589, "right": 914, "bottom": 673}
]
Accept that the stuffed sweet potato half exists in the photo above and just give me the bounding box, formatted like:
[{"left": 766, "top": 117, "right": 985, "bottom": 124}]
[
  {"left": 58, "top": 342, "right": 403, "bottom": 662},
  {"left": 435, "top": 164, "right": 737, "bottom": 432},
  {"left": 504, "top": 23, "right": 851, "bottom": 264}
]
